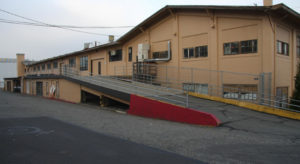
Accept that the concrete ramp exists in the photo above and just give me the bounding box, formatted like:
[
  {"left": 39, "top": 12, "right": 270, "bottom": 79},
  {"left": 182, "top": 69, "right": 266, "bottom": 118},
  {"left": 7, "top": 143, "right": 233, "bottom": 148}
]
[{"left": 61, "top": 70, "right": 220, "bottom": 126}]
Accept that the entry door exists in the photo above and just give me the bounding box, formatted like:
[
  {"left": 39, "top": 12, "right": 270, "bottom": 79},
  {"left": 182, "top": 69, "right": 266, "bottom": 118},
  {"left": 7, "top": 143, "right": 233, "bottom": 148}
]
[
  {"left": 36, "top": 82, "right": 43, "bottom": 96},
  {"left": 98, "top": 62, "right": 101, "bottom": 75},
  {"left": 7, "top": 81, "right": 11, "bottom": 91},
  {"left": 92, "top": 59, "right": 105, "bottom": 76}
]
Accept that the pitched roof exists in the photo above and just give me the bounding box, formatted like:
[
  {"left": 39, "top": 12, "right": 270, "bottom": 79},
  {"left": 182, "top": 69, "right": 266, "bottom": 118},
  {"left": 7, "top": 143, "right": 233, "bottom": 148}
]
[{"left": 28, "top": 3, "right": 300, "bottom": 66}]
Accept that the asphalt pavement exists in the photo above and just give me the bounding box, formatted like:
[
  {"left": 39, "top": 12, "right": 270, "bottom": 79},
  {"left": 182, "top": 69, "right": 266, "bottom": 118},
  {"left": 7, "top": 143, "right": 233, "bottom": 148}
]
[
  {"left": 0, "top": 117, "right": 202, "bottom": 164},
  {"left": 0, "top": 90, "right": 300, "bottom": 164}
]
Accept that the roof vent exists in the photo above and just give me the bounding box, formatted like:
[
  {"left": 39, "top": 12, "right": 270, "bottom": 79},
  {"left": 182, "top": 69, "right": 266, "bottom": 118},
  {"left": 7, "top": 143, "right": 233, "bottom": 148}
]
[
  {"left": 263, "top": 0, "right": 273, "bottom": 6},
  {"left": 109, "top": 35, "right": 114, "bottom": 43},
  {"left": 84, "top": 43, "right": 90, "bottom": 49}
]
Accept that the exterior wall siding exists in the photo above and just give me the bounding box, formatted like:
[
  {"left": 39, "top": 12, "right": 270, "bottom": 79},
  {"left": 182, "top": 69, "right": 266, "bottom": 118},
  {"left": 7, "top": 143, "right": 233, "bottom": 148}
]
[{"left": 20, "top": 9, "right": 299, "bottom": 98}]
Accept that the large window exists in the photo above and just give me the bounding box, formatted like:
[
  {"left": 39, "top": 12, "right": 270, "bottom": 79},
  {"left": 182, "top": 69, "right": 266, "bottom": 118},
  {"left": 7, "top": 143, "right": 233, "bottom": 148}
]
[
  {"left": 128, "top": 47, "right": 132, "bottom": 62},
  {"left": 69, "top": 58, "right": 76, "bottom": 67},
  {"left": 277, "top": 40, "right": 289, "bottom": 56},
  {"left": 80, "top": 56, "right": 88, "bottom": 71},
  {"left": 224, "top": 39, "right": 257, "bottom": 55},
  {"left": 297, "top": 35, "right": 300, "bottom": 57},
  {"left": 195, "top": 45, "right": 208, "bottom": 57},
  {"left": 53, "top": 61, "right": 58, "bottom": 69},
  {"left": 183, "top": 48, "right": 194, "bottom": 59},
  {"left": 183, "top": 45, "right": 208, "bottom": 59},
  {"left": 109, "top": 49, "right": 122, "bottom": 62},
  {"left": 152, "top": 51, "right": 168, "bottom": 59}
]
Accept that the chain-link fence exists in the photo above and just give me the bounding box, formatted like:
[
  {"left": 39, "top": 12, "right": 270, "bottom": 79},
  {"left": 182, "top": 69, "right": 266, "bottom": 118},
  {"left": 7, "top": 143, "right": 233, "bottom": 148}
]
[{"left": 112, "top": 63, "right": 299, "bottom": 112}]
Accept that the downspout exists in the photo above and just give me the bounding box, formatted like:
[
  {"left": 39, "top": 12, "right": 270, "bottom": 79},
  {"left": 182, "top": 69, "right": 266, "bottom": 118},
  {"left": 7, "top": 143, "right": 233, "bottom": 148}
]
[{"left": 144, "top": 40, "right": 171, "bottom": 62}]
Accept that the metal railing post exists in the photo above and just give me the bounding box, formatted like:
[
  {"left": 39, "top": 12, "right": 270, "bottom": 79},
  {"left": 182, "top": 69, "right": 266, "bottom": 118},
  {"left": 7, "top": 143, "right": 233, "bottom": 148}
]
[
  {"left": 220, "top": 71, "right": 223, "bottom": 97},
  {"left": 191, "top": 68, "right": 194, "bottom": 83},
  {"left": 166, "top": 65, "right": 168, "bottom": 87},
  {"left": 259, "top": 73, "right": 265, "bottom": 105},
  {"left": 186, "top": 92, "right": 189, "bottom": 108}
]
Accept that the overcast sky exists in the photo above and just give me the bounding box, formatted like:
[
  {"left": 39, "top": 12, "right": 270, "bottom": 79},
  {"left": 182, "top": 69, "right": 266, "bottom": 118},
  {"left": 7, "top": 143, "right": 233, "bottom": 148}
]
[{"left": 0, "top": 0, "right": 299, "bottom": 61}]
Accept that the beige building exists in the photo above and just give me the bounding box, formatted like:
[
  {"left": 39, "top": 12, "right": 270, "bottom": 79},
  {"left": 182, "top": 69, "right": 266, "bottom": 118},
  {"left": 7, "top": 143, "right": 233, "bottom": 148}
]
[{"left": 4, "top": 1, "right": 300, "bottom": 108}]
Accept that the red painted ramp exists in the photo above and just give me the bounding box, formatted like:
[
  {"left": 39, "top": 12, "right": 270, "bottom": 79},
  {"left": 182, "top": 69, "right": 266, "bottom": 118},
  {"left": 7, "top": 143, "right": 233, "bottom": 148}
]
[{"left": 128, "top": 95, "right": 220, "bottom": 126}]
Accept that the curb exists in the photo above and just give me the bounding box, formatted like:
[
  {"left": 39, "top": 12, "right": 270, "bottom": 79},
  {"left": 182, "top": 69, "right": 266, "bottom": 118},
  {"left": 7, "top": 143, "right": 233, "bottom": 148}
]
[{"left": 189, "top": 92, "right": 300, "bottom": 120}]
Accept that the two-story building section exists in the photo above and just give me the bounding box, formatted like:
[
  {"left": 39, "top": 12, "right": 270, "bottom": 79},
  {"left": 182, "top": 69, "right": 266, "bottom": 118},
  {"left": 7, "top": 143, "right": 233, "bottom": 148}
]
[{"left": 4, "top": 1, "right": 300, "bottom": 110}]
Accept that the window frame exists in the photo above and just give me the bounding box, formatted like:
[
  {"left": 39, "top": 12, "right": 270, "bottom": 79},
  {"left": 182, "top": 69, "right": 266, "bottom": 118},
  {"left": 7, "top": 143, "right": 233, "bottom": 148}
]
[
  {"left": 80, "top": 56, "right": 88, "bottom": 71},
  {"left": 277, "top": 40, "right": 289, "bottom": 56},
  {"left": 53, "top": 61, "right": 58, "bottom": 69},
  {"left": 41, "top": 64, "right": 45, "bottom": 71},
  {"left": 224, "top": 42, "right": 240, "bottom": 55},
  {"left": 224, "top": 39, "right": 258, "bottom": 55},
  {"left": 69, "top": 58, "right": 76, "bottom": 67},
  {"left": 183, "top": 47, "right": 194, "bottom": 59},
  {"left": 47, "top": 63, "right": 51, "bottom": 70},
  {"left": 240, "top": 40, "right": 257, "bottom": 54},
  {"left": 109, "top": 49, "right": 123, "bottom": 62},
  {"left": 195, "top": 45, "right": 208, "bottom": 57}
]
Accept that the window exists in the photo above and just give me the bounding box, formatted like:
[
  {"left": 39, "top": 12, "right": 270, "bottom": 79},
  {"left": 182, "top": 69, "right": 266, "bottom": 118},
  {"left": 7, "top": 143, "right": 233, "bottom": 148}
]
[
  {"left": 195, "top": 45, "right": 208, "bottom": 57},
  {"left": 109, "top": 49, "right": 122, "bottom": 62},
  {"left": 41, "top": 64, "right": 45, "bottom": 71},
  {"left": 277, "top": 40, "right": 289, "bottom": 56},
  {"left": 223, "top": 84, "right": 257, "bottom": 100},
  {"left": 128, "top": 47, "right": 132, "bottom": 62},
  {"left": 297, "top": 35, "right": 300, "bottom": 57},
  {"left": 47, "top": 63, "right": 51, "bottom": 69},
  {"left": 80, "top": 56, "right": 88, "bottom": 71},
  {"left": 240, "top": 40, "right": 257, "bottom": 54},
  {"left": 224, "top": 40, "right": 258, "bottom": 55},
  {"left": 37, "top": 65, "right": 40, "bottom": 71},
  {"left": 33, "top": 66, "right": 36, "bottom": 72},
  {"left": 53, "top": 61, "right": 58, "bottom": 69},
  {"left": 224, "top": 42, "right": 239, "bottom": 55},
  {"left": 152, "top": 51, "right": 168, "bottom": 59},
  {"left": 183, "top": 48, "right": 194, "bottom": 58},
  {"left": 182, "top": 83, "right": 208, "bottom": 94},
  {"left": 69, "top": 58, "right": 76, "bottom": 67}
]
